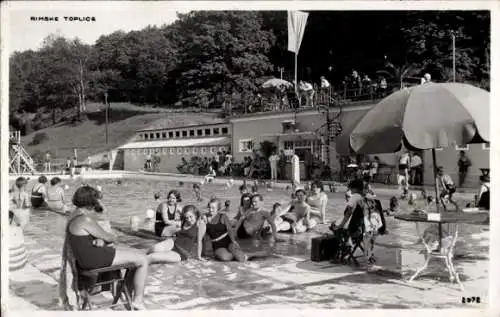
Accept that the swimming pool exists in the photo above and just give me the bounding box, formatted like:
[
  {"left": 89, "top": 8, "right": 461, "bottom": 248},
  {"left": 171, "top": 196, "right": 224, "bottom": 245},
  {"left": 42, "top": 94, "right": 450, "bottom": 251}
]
[
  {"left": 11, "top": 174, "right": 490, "bottom": 309},
  {"left": 22, "top": 174, "right": 487, "bottom": 258}
]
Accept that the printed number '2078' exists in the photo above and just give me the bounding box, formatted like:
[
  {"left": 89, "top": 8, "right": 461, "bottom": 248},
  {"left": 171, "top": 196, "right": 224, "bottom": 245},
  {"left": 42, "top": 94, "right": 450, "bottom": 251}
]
[{"left": 462, "top": 297, "right": 481, "bottom": 304}]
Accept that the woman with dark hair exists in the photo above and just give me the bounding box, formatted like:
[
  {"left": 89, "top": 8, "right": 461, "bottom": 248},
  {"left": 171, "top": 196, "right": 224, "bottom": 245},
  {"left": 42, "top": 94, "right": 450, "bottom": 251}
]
[
  {"left": 46, "top": 177, "right": 70, "bottom": 213},
  {"left": 30, "top": 175, "right": 48, "bottom": 208},
  {"left": 306, "top": 180, "right": 328, "bottom": 224},
  {"left": 62, "top": 185, "right": 149, "bottom": 310},
  {"left": 148, "top": 205, "right": 206, "bottom": 263},
  {"left": 155, "top": 190, "right": 183, "bottom": 237}
]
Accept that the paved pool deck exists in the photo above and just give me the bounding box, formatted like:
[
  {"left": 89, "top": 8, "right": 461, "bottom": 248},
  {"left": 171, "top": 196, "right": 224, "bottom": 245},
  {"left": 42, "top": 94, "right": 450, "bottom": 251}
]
[{"left": 6, "top": 174, "right": 490, "bottom": 311}]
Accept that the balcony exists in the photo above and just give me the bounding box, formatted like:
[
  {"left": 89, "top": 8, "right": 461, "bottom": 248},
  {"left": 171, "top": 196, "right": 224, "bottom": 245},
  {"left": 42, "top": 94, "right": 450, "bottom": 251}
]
[{"left": 237, "top": 82, "right": 419, "bottom": 115}]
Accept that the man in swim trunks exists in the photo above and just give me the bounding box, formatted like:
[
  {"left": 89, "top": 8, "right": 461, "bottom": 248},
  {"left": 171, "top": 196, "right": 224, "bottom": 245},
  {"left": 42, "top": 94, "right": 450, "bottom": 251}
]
[{"left": 234, "top": 194, "right": 277, "bottom": 245}]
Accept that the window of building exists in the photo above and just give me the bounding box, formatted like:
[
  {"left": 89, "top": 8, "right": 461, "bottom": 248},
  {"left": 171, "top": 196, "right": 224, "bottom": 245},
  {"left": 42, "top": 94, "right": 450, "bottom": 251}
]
[
  {"left": 189, "top": 130, "right": 195, "bottom": 137},
  {"left": 197, "top": 129, "right": 203, "bottom": 136},
  {"left": 176, "top": 131, "right": 180, "bottom": 137},
  {"left": 150, "top": 133, "right": 154, "bottom": 139},
  {"left": 162, "top": 132, "right": 167, "bottom": 139},
  {"left": 239, "top": 139, "right": 254, "bottom": 153},
  {"left": 169, "top": 148, "right": 175, "bottom": 155},
  {"left": 177, "top": 148, "right": 183, "bottom": 155},
  {"left": 213, "top": 128, "right": 220, "bottom": 135},
  {"left": 455, "top": 144, "right": 469, "bottom": 151},
  {"left": 201, "top": 147, "right": 207, "bottom": 154},
  {"left": 210, "top": 147, "right": 216, "bottom": 153},
  {"left": 205, "top": 129, "right": 211, "bottom": 136},
  {"left": 192, "top": 148, "right": 198, "bottom": 154},
  {"left": 182, "top": 131, "right": 188, "bottom": 137},
  {"left": 156, "top": 133, "right": 160, "bottom": 139},
  {"left": 185, "top": 148, "right": 190, "bottom": 154},
  {"left": 144, "top": 134, "right": 149, "bottom": 140},
  {"left": 162, "top": 148, "right": 168, "bottom": 154},
  {"left": 143, "top": 149, "right": 148, "bottom": 155},
  {"left": 219, "top": 147, "right": 226, "bottom": 153},
  {"left": 169, "top": 132, "right": 174, "bottom": 138},
  {"left": 483, "top": 143, "right": 490, "bottom": 150},
  {"left": 221, "top": 127, "right": 229, "bottom": 135}
]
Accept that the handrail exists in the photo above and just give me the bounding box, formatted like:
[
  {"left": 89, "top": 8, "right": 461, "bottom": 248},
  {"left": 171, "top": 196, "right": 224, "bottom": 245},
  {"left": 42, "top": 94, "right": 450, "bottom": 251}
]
[{"left": 243, "top": 82, "right": 419, "bottom": 114}]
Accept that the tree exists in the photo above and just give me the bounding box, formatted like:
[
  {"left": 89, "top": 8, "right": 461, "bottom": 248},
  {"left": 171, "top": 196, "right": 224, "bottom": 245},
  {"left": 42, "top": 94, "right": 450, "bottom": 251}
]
[
  {"left": 37, "top": 35, "right": 95, "bottom": 120},
  {"left": 173, "top": 11, "right": 276, "bottom": 109}
]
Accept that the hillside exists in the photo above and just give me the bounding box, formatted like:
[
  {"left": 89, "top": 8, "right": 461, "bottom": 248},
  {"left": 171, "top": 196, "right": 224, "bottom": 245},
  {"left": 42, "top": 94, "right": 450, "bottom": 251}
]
[{"left": 20, "top": 102, "right": 224, "bottom": 164}]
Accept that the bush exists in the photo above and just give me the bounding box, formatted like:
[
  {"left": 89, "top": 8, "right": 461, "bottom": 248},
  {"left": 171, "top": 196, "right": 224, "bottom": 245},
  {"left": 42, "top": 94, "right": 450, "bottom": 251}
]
[
  {"left": 259, "top": 141, "right": 277, "bottom": 159},
  {"left": 30, "top": 132, "right": 49, "bottom": 145}
]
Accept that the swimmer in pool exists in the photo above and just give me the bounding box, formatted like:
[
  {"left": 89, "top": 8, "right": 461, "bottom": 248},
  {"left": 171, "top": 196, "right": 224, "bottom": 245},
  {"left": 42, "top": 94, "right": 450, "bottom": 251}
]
[{"left": 234, "top": 194, "right": 277, "bottom": 245}]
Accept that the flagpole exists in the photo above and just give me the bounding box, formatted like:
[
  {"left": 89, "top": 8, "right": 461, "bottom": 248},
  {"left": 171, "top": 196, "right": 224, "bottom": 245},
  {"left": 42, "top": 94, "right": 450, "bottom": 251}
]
[{"left": 295, "top": 52, "right": 298, "bottom": 98}]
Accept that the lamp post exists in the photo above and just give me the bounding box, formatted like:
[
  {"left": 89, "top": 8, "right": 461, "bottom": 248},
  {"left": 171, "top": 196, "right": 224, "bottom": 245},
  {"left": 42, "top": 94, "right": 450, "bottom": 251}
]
[
  {"left": 104, "top": 91, "right": 109, "bottom": 144},
  {"left": 278, "top": 66, "right": 284, "bottom": 80}
]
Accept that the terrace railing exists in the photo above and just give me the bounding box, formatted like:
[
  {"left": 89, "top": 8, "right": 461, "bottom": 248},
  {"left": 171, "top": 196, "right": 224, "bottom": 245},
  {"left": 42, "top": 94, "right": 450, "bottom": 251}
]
[{"left": 243, "top": 81, "right": 419, "bottom": 114}]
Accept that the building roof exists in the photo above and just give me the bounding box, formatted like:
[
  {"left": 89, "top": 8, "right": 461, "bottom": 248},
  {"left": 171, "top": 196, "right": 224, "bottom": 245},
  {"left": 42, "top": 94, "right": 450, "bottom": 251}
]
[
  {"left": 119, "top": 137, "right": 230, "bottom": 149},
  {"left": 137, "top": 117, "right": 228, "bottom": 132}
]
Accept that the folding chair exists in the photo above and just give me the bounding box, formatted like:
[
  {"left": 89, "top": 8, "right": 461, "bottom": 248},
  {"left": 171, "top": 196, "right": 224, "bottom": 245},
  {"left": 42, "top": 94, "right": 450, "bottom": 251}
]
[
  {"left": 343, "top": 199, "right": 385, "bottom": 266},
  {"left": 66, "top": 246, "right": 138, "bottom": 310}
]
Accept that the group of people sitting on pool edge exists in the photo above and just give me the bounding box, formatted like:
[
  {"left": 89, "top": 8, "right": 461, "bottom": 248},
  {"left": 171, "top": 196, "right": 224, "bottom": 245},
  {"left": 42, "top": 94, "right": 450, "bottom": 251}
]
[
  {"left": 153, "top": 179, "right": 329, "bottom": 244},
  {"left": 10, "top": 175, "right": 72, "bottom": 216},
  {"left": 58, "top": 178, "right": 386, "bottom": 310}
]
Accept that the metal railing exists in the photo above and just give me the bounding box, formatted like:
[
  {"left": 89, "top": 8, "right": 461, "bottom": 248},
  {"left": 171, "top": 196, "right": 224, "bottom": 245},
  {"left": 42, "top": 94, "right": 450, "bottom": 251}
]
[{"left": 244, "top": 81, "right": 418, "bottom": 114}]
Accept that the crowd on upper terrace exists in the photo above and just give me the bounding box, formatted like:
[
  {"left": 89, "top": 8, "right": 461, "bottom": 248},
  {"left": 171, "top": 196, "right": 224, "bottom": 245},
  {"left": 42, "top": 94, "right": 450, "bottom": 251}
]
[{"left": 249, "top": 70, "right": 426, "bottom": 113}]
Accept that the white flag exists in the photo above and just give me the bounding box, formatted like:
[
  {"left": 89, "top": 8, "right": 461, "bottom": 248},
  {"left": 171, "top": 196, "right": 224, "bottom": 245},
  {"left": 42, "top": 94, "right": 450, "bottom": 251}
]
[{"left": 287, "top": 11, "right": 309, "bottom": 54}]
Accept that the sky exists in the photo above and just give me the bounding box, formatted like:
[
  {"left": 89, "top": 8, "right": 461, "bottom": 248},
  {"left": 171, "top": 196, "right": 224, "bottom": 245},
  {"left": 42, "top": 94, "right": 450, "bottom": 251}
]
[
  {"left": 6, "top": 2, "right": 192, "bottom": 55},
  {"left": 5, "top": 1, "right": 494, "bottom": 56}
]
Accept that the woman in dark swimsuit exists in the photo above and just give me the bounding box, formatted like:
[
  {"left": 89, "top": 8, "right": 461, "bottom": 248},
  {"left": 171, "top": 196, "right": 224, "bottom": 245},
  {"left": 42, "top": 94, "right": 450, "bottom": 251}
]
[
  {"left": 154, "top": 190, "right": 183, "bottom": 237},
  {"left": 148, "top": 205, "right": 206, "bottom": 262},
  {"left": 66, "top": 185, "right": 149, "bottom": 310},
  {"left": 205, "top": 198, "right": 247, "bottom": 262},
  {"left": 31, "top": 176, "right": 48, "bottom": 208}
]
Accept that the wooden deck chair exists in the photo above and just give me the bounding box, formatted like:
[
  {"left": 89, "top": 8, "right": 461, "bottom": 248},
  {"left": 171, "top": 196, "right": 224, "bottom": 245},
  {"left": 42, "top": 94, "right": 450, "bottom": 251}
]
[{"left": 65, "top": 244, "right": 137, "bottom": 310}]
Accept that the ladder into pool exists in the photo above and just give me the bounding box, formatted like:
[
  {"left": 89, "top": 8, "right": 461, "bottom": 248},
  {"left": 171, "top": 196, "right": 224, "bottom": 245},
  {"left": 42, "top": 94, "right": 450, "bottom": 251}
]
[{"left": 9, "top": 131, "right": 36, "bottom": 174}]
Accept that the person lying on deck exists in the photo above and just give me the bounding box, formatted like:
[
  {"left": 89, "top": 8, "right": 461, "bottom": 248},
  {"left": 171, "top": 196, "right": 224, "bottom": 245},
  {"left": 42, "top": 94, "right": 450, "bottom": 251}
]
[{"left": 234, "top": 194, "right": 277, "bottom": 245}]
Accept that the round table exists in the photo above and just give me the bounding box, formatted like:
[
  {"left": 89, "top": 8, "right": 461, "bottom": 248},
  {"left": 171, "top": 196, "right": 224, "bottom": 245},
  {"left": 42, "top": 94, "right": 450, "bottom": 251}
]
[{"left": 395, "top": 211, "right": 489, "bottom": 290}]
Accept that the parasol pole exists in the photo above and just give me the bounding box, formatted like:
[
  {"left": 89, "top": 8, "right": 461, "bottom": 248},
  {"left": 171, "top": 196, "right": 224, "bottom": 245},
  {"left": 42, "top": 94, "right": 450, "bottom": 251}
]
[{"left": 431, "top": 148, "right": 443, "bottom": 250}]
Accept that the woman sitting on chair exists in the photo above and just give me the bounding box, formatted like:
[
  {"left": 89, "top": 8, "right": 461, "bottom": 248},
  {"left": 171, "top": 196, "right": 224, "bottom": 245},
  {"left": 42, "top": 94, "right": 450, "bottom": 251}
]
[{"left": 64, "top": 185, "right": 149, "bottom": 310}]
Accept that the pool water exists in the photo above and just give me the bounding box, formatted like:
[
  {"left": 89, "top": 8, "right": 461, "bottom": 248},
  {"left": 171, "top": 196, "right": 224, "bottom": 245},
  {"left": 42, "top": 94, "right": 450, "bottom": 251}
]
[{"left": 23, "top": 176, "right": 488, "bottom": 260}]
